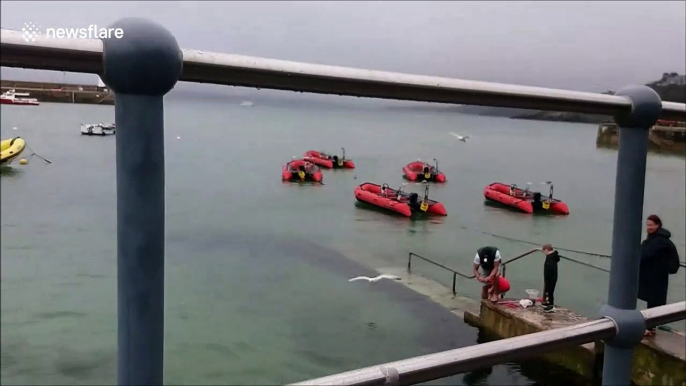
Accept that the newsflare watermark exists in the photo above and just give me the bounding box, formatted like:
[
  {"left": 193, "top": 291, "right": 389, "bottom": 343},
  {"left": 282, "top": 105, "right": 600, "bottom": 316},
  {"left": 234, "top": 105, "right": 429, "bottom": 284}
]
[{"left": 21, "top": 22, "right": 124, "bottom": 42}]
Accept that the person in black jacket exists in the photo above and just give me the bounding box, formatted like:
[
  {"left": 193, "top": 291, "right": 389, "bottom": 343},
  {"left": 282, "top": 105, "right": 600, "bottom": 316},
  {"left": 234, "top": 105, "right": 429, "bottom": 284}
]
[
  {"left": 541, "top": 244, "right": 560, "bottom": 313},
  {"left": 638, "top": 214, "right": 679, "bottom": 336}
]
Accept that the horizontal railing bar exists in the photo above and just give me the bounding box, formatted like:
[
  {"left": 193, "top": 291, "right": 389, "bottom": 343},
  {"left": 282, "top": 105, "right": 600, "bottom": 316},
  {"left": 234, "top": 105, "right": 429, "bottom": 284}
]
[
  {"left": 409, "top": 249, "right": 541, "bottom": 280},
  {"left": 292, "top": 301, "right": 685, "bottom": 386},
  {"left": 409, "top": 252, "right": 463, "bottom": 276},
  {"left": 500, "top": 248, "right": 541, "bottom": 267},
  {"left": 643, "top": 301, "right": 686, "bottom": 329},
  {"left": 559, "top": 255, "right": 610, "bottom": 273},
  {"left": 2, "top": 29, "right": 685, "bottom": 121},
  {"left": 294, "top": 319, "right": 615, "bottom": 385}
]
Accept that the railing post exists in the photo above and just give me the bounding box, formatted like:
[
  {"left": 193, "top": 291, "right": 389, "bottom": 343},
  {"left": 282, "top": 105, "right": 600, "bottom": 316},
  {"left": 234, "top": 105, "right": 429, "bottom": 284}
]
[
  {"left": 600, "top": 85, "right": 661, "bottom": 386},
  {"left": 407, "top": 253, "right": 412, "bottom": 273},
  {"left": 500, "top": 265, "right": 507, "bottom": 299},
  {"left": 100, "top": 18, "right": 182, "bottom": 386},
  {"left": 452, "top": 273, "right": 457, "bottom": 296}
]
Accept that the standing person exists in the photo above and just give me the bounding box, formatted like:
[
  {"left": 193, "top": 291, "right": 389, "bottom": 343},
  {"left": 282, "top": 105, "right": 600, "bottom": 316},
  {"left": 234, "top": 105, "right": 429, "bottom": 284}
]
[
  {"left": 473, "top": 246, "right": 502, "bottom": 302},
  {"left": 638, "top": 214, "right": 680, "bottom": 336},
  {"left": 541, "top": 244, "right": 560, "bottom": 313}
]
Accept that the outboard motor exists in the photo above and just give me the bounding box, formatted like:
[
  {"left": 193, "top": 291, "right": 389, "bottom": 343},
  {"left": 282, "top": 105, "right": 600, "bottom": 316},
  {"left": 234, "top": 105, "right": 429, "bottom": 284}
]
[
  {"left": 532, "top": 192, "right": 543, "bottom": 211},
  {"left": 533, "top": 192, "right": 542, "bottom": 203},
  {"left": 409, "top": 193, "right": 419, "bottom": 205},
  {"left": 408, "top": 193, "right": 420, "bottom": 211},
  {"left": 332, "top": 155, "right": 341, "bottom": 168},
  {"left": 423, "top": 166, "right": 431, "bottom": 181}
]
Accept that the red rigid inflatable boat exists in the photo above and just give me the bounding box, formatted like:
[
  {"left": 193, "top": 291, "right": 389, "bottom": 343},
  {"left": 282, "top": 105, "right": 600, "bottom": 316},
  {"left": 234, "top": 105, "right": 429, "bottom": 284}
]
[
  {"left": 484, "top": 182, "right": 570, "bottom": 215},
  {"left": 354, "top": 182, "right": 447, "bottom": 217},
  {"left": 282, "top": 159, "right": 323, "bottom": 183},
  {"left": 403, "top": 159, "right": 446, "bottom": 182},
  {"left": 303, "top": 148, "right": 355, "bottom": 169}
]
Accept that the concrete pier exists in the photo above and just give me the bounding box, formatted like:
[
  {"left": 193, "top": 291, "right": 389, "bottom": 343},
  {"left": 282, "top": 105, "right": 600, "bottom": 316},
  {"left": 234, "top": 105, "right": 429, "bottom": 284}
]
[
  {"left": 596, "top": 121, "right": 686, "bottom": 155},
  {"left": 1, "top": 80, "right": 114, "bottom": 105},
  {"left": 465, "top": 300, "right": 686, "bottom": 385}
]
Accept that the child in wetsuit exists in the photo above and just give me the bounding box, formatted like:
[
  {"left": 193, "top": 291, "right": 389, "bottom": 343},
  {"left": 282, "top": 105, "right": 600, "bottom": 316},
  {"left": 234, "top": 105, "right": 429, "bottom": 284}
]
[{"left": 541, "top": 244, "right": 560, "bottom": 312}]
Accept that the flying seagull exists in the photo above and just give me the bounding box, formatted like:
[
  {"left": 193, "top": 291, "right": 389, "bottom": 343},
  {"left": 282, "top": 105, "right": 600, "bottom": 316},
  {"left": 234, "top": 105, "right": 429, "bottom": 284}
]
[
  {"left": 349, "top": 274, "right": 401, "bottom": 283},
  {"left": 450, "top": 132, "right": 469, "bottom": 142}
]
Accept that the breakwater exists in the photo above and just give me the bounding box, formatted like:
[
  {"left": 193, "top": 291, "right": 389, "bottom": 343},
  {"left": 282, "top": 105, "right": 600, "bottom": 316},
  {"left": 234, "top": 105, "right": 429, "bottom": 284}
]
[{"left": 1, "top": 80, "right": 114, "bottom": 105}]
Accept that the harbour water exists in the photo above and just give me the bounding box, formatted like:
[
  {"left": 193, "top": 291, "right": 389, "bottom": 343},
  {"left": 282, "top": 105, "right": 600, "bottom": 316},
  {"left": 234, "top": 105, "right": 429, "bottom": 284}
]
[{"left": 1, "top": 93, "right": 684, "bottom": 385}]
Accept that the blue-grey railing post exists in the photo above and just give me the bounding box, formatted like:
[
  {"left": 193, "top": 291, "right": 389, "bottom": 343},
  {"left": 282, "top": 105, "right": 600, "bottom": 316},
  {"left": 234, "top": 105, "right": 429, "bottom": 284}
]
[
  {"left": 408, "top": 253, "right": 412, "bottom": 272},
  {"left": 100, "top": 18, "right": 183, "bottom": 386},
  {"left": 600, "top": 86, "right": 661, "bottom": 386}
]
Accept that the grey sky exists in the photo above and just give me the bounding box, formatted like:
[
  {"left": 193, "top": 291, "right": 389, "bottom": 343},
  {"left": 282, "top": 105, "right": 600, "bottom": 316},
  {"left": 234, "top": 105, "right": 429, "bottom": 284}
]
[{"left": 1, "top": 1, "right": 684, "bottom": 93}]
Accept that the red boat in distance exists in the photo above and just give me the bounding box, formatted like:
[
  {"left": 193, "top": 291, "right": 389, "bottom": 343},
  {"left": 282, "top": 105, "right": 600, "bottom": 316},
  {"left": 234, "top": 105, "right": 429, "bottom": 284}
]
[
  {"left": 403, "top": 159, "right": 446, "bottom": 182},
  {"left": 282, "top": 159, "right": 323, "bottom": 183},
  {"left": 354, "top": 182, "right": 447, "bottom": 217},
  {"left": 303, "top": 148, "right": 355, "bottom": 169},
  {"left": 484, "top": 182, "right": 570, "bottom": 215}
]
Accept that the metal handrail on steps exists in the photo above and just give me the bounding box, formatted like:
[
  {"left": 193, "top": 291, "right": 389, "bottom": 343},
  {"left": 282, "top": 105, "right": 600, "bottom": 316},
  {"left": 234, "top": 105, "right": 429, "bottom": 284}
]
[
  {"left": 407, "top": 248, "right": 613, "bottom": 297},
  {"left": 407, "top": 249, "right": 541, "bottom": 295}
]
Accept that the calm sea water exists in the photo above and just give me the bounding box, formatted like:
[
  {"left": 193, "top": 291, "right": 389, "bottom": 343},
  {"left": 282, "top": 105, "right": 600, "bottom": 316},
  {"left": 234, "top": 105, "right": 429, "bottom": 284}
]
[{"left": 1, "top": 94, "right": 684, "bottom": 385}]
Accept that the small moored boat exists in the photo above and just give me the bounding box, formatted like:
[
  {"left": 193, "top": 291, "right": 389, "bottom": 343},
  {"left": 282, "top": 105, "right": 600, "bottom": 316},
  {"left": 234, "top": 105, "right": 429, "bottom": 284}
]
[
  {"left": 304, "top": 148, "right": 355, "bottom": 169},
  {"left": 0, "top": 137, "right": 26, "bottom": 165},
  {"left": 0, "top": 90, "right": 40, "bottom": 106},
  {"left": 81, "top": 123, "right": 115, "bottom": 136},
  {"left": 282, "top": 159, "right": 323, "bottom": 183},
  {"left": 484, "top": 182, "right": 570, "bottom": 215},
  {"left": 403, "top": 159, "right": 446, "bottom": 182},
  {"left": 354, "top": 182, "right": 447, "bottom": 217}
]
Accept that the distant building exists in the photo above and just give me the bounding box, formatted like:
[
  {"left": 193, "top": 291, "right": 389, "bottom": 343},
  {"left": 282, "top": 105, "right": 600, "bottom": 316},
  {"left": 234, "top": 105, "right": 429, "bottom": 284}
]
[{"left": 656, "top": 73, "right": 686, "bottom": 86}]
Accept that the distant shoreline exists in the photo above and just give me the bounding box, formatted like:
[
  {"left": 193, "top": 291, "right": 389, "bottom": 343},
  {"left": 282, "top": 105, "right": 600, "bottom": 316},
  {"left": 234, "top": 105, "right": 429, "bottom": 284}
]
[{"left": 510, "top": 111, "right": 611, "bottom": 124}]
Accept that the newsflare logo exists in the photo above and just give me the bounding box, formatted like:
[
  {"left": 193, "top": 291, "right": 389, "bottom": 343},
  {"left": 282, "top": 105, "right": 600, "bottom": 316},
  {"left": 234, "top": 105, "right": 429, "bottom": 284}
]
[
  {"left": 21, "top": 22, "right": 125, "bottom": 42},
  {"left": 22, "top": 22, "right": 41, "bottom": 42}
]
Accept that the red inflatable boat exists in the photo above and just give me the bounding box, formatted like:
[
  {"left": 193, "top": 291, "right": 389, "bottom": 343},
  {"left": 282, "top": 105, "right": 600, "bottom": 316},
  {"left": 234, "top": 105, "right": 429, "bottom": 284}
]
[
  {"left": 354, "top": 182, "right": 447, "bottom": 217},
  {"left": 403, "top": 159, "right": 446, "bottom": 182},
  {"left": 303, "top": 148, "right": 355, "bottom": 169},
  {"left": 282, "top": 159, "right": 323, "bottom": 183},
  {"left": 484, "top": 182, "right": 570, "bottom": 215}
]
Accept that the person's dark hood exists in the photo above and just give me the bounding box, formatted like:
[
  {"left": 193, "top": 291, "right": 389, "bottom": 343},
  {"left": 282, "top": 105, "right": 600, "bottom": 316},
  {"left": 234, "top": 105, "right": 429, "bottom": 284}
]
[{"left": 653, "top": 228, "right": 672, "bottom": 239}]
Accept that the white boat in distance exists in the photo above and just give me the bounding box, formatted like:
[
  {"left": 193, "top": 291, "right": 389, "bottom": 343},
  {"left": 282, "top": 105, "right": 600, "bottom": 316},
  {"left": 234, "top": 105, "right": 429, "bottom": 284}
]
[
  {"left": 0, "top": 89, "right": 40, "bottom": 106},
  {"left": 81, "top": 123, "right": 115, "bottom": 136}
]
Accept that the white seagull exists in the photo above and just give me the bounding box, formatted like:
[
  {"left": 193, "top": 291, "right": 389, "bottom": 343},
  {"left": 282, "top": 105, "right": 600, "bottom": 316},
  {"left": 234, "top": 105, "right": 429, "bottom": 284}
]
[
  {"left": 349, "top": 274, "right": 401, "bottom": 283},
  {"left": 449, "top": 132, "right": 469, "bottom": 142}
]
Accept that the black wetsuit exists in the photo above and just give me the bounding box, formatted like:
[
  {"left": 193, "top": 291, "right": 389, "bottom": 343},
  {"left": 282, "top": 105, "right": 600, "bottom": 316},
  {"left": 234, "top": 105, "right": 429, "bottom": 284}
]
[{"left": 543, "top": 250, "right": 560, "bottom": 305}]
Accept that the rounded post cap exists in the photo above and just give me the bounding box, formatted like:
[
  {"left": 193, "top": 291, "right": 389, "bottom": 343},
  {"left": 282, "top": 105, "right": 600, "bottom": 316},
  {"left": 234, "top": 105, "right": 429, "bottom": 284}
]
[
  {"left": 101, "top": 18, "right": 182, "bottom": 96},
  {"left": 613, "top": 85, "right": 662, "bottom": 129}
]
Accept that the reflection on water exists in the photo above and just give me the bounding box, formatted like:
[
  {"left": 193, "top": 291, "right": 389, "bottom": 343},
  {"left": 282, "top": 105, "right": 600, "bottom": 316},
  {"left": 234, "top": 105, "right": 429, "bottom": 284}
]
[
  {"left": 460, "top": 329, "right": 593, "bottom": 386},
  {"left": 0, "top": 165, "right": 21, "bottom": 176}
]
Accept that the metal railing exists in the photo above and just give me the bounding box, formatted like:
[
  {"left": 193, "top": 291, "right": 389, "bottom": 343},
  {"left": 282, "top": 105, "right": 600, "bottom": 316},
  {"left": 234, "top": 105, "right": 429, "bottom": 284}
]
[
  {"left": 1, "top": 28, "right": 685, "bottom": 121},
  {"left": 2, "top": 18, "right": 685, "bottom": 386},
  {"left": 407, "top": 252, "right": 472, "bottom": 295},
  {"left": 292, "top": 301, "right": 686, "bottom": 386},
  {"left": 407, "top": 248, "right": 606, "bottom": 296}
]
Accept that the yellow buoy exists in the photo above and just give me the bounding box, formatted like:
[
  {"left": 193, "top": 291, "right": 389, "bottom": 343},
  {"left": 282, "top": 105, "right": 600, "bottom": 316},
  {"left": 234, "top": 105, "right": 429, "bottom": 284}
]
[{"left": 19, "top": 159, "right": 28, "bottom": 165}]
